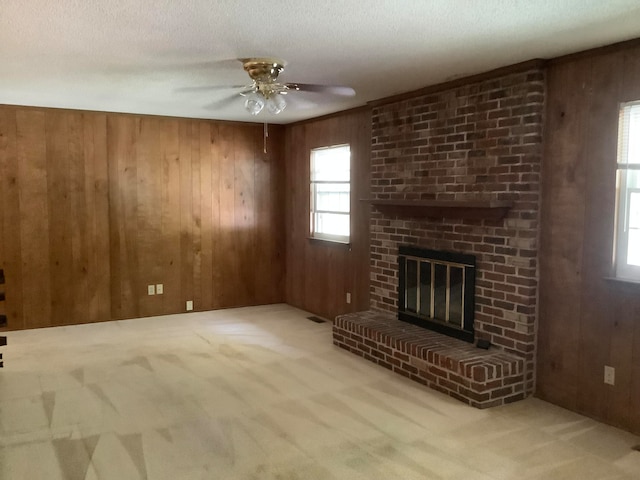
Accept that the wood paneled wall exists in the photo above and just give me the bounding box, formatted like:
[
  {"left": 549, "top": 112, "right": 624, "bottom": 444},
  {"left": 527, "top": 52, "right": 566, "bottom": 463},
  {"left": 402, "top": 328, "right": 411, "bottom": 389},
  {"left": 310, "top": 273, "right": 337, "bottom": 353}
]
[
  {"left": 284, "top": 109, "right": 371, "bottom": 320},
  {"left": 538, "top": 42, "right": 640, "bottom": 434},
  {"left": 0, "top": 105, "right": 284, "bottom": 330}
]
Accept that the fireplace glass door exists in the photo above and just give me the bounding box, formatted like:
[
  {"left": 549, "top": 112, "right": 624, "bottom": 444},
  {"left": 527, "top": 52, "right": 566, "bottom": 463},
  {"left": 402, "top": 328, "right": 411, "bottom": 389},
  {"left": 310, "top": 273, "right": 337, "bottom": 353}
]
[{"left": 398, "top": 246, "right": 475, "bottom": 342}]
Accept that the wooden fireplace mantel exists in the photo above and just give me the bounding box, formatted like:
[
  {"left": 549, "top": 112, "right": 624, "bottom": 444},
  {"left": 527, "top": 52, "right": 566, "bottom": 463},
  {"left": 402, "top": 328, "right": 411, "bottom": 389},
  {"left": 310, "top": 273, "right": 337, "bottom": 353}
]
[{"left": 361, "top": 198, "right": 513, "bottom": 220}]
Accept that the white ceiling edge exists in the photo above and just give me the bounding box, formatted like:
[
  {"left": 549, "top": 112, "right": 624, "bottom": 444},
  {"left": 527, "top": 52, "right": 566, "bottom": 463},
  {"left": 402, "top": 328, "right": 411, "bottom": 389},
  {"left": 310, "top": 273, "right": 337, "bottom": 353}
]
[{"left": 1, "top": 0, "right": 640, "bottom": 124}]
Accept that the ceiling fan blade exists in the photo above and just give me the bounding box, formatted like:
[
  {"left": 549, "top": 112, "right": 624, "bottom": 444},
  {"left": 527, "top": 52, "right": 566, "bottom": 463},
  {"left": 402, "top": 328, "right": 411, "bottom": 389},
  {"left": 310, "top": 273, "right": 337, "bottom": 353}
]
[
  {"left": 175, "top": 84, "right": 246, "bottom": 93},
  {"left": 285, "top": 83, "right": 356, "bottom": 97},
  {"left": 203, "top": 94, "right": 241, "bottom": 110},
  {"left": 284, "top": 95, "right": 318, "bottom": 111}
]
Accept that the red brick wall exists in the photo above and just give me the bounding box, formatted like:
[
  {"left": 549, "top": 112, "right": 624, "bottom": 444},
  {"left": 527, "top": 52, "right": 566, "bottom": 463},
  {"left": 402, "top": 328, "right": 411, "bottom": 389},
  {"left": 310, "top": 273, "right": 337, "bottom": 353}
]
[{"left": 369, "top": 66, "right": 544, "bottom": 393}]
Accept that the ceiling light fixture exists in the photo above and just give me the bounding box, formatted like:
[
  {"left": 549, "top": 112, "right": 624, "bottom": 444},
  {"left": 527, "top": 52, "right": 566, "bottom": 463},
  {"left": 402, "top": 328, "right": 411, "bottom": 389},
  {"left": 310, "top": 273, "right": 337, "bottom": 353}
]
[
  {"left": 266, "top": 93, "right": 286, "bottom": 115},
  {"left": 244, "top": 92, "right": 265, "bottom": 115},
  {"left": 238, "top": 59, "right": 294, "bottom": 116},
  {"left": 243, "top": 89, "right": 287, "bottom": 116}
]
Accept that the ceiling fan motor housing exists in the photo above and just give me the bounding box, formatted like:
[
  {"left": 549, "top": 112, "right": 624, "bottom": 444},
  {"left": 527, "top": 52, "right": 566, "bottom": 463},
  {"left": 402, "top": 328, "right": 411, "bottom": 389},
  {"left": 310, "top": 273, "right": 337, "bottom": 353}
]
[{"left": 241, "top": 58, "right": 286, "bottom": 83}]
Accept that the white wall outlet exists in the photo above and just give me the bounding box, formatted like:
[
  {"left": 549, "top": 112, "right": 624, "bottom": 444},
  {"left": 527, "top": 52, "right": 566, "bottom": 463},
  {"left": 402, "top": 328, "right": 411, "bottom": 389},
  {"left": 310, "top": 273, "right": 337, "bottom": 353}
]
[
  {"left": 346, "top": 292, "right": 351, "bottom": 304},
  {"left": 604, "top": 365, "right": 615, "bottom": 385},
  {"left": 147, "top": 285, "right": 155, "bottom": 296},
  {"left": 186, "top": 300, "right": 193, "bottom": 311},
  {"left": 156, "top": 284, "right": 163, "bottom": 295}
]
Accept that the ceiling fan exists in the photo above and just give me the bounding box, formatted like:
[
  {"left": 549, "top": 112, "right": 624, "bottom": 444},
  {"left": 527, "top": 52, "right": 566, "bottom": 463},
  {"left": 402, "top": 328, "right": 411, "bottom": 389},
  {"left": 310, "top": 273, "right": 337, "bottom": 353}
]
[{"left": 182, "top": 57, "right": 356, "bottom": 116}]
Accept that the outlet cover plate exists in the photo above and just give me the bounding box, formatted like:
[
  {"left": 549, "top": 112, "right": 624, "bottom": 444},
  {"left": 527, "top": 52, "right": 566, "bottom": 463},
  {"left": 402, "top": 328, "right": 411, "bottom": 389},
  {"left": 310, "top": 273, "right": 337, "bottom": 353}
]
[
  {"left": 148, "top": 285, "right": 155, "bottom": 295},
  {"left": 604, "top": 365, "right": 615, "bottom": 385}
]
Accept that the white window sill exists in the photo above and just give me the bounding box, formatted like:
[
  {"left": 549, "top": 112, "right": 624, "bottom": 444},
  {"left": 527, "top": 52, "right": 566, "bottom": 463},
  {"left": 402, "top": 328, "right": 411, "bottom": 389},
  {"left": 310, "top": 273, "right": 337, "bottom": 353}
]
[
  {"left": 308, "top": 236, "right": 351, "bottom": 247},
  {"left": 603, "top": 276, "right": 640, "bottom": 286}
]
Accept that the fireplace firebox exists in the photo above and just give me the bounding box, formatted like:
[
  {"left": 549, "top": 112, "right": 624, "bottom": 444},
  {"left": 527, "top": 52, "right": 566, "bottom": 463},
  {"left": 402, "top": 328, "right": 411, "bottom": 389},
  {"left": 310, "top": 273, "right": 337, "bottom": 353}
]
[{"left": 398, "top": 246, "right": 476, "bottom": 342}]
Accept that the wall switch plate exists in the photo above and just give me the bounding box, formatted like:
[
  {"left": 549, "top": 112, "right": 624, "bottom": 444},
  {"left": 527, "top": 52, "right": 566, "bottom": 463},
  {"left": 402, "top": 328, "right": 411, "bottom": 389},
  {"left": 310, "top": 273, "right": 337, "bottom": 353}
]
[
  {"left": 186, "top": 300, "right": 193, "bottom": 311},
  {"left": 156, "top": 284, "right": 163, "bottom": 295},
  {"left": 346, "top": 292, "right": 351, "bottom": 304},
  {"left": 148, "top": 285, "right": 155, "bottom": 296},
  {"left": 604, "top": 365, "right": 615, "bottom": 385}
]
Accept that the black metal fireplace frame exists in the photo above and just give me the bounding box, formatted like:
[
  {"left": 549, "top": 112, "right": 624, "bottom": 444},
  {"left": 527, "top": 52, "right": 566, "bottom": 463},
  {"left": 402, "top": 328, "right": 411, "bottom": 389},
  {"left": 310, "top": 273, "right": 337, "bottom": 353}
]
[{"left": 398, "top": 245, "right": 476, "bottom": 343}]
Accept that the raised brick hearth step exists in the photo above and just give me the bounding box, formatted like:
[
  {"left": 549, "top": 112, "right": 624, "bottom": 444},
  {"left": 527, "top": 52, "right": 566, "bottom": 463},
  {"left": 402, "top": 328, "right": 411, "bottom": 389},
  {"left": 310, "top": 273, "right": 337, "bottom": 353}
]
[{"left": 333, "top": 310, "right": 527, "bottom": 408}]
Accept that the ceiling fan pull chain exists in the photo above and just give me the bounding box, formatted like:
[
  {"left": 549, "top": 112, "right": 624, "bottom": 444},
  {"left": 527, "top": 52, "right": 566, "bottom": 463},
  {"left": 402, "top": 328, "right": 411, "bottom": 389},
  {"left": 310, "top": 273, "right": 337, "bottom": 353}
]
[{"left": 264, "top": 121, "right": 268, "bottom": 154}]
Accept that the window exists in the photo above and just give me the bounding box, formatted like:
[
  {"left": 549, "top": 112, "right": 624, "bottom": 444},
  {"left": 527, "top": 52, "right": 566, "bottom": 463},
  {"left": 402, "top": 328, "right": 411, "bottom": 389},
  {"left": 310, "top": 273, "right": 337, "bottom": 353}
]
[
  {"left": 615, "top": 101, "right": 640, "bottom": 280},
  {"left": 310, "top": 144, "right": 350, "bottom": 243}
]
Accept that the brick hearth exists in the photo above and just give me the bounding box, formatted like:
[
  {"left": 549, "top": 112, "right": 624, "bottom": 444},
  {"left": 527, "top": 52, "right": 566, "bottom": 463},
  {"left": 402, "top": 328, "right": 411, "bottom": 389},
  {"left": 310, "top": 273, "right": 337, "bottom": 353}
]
[
  {"left": 334, "top": 310, "right": 525, "bottom": 408},
  {"left": 332, "top": 62, "right": 544, "bottom": 407}
]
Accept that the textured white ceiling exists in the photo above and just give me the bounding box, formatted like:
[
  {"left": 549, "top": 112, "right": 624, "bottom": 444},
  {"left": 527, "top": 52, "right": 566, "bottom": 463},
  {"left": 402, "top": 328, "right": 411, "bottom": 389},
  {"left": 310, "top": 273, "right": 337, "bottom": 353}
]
[{"left": 2, "top": 0, "right": 640, "bottom": 124}]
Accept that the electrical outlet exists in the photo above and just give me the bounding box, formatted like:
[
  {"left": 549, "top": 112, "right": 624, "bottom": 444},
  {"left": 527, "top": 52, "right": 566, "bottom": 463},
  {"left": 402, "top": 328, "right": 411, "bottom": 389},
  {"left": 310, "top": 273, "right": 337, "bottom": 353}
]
[
  {"left": 186, "top": 300, "right": 193, "bottom": 311},
  {"left": 147, "top": 285, "right": 155, "bottom": 296},
  {"left": 346, "top": 292, "right": 351, "bottom": 304},
  {"left": 156, "top": 284, "right": 163, "bottom": 295},
  {"left": 604, "top": 365, "right": 615, "bottom": 385}
]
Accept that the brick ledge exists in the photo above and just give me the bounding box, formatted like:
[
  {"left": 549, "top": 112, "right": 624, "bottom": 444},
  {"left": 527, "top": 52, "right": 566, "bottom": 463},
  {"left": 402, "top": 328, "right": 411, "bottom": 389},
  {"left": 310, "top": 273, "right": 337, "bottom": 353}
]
[{"left": 333, "top": 310, "right": 526, "bottom": 408}]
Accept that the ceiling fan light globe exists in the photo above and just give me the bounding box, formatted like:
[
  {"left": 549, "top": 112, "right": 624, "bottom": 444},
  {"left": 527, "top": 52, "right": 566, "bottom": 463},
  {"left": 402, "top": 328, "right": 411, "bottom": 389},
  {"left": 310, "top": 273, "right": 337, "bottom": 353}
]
[
  {"left": 244, "top": 93, "right": 265, "bottom": 115},
  {"left": 266, "top": 94, "right": 287, "bottom": 115}
]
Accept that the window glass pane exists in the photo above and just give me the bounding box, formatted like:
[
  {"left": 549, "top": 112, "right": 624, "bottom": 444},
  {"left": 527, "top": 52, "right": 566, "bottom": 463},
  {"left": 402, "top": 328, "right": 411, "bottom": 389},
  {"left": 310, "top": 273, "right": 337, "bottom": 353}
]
[
  {"left": 311, "top": 145, "right": 350, "bottom": 181},
  {"left": 628, "top": 229, "right": 640, "bottom": 267},
  {"left": 620, "top": 104, "right": 640, "bottom": 165},
  {"left": 314, "top": 212, "right": 349, "bottom": 237},
  {"left": 315, "top": 183, "right": 350, "bottom": 213},
  {"left": 311, "top": 144, "right": 350, "bottom": 242},
  {"left": 629, "top": 189, "right": 640, "bottom": 229},
  {"left": 628, "top": 191, "right": 640, "bottom": 266},
  {"left": 628, "top": 106, "right": 640, "bottom": 164},
  {"left": 616, "top": 103, "right": 640, "bottom": 279}
]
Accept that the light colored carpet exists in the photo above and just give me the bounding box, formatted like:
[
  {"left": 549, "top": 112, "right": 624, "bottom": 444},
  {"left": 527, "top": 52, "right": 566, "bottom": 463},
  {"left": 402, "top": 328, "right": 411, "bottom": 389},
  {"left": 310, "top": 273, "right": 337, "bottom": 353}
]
[{"left": 0, "top": 304, "right": 638, "bottom": 479}]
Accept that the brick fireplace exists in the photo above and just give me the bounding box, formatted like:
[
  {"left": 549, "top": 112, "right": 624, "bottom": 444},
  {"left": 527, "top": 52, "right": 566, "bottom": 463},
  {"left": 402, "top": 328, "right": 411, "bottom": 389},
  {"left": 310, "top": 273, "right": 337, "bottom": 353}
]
[{"left": 333, "top": 61, "right": 544, "bottom": 407}]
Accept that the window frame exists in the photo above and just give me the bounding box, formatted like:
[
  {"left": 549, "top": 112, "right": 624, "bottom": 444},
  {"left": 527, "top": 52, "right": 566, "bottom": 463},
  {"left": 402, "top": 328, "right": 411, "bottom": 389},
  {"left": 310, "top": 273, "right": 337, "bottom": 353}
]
[
  {"left": 614, "top": 101, "right": 640, "bottom": 281},
  {"left": 309, "top": 144, "right": 351, "bottom": 244}
]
